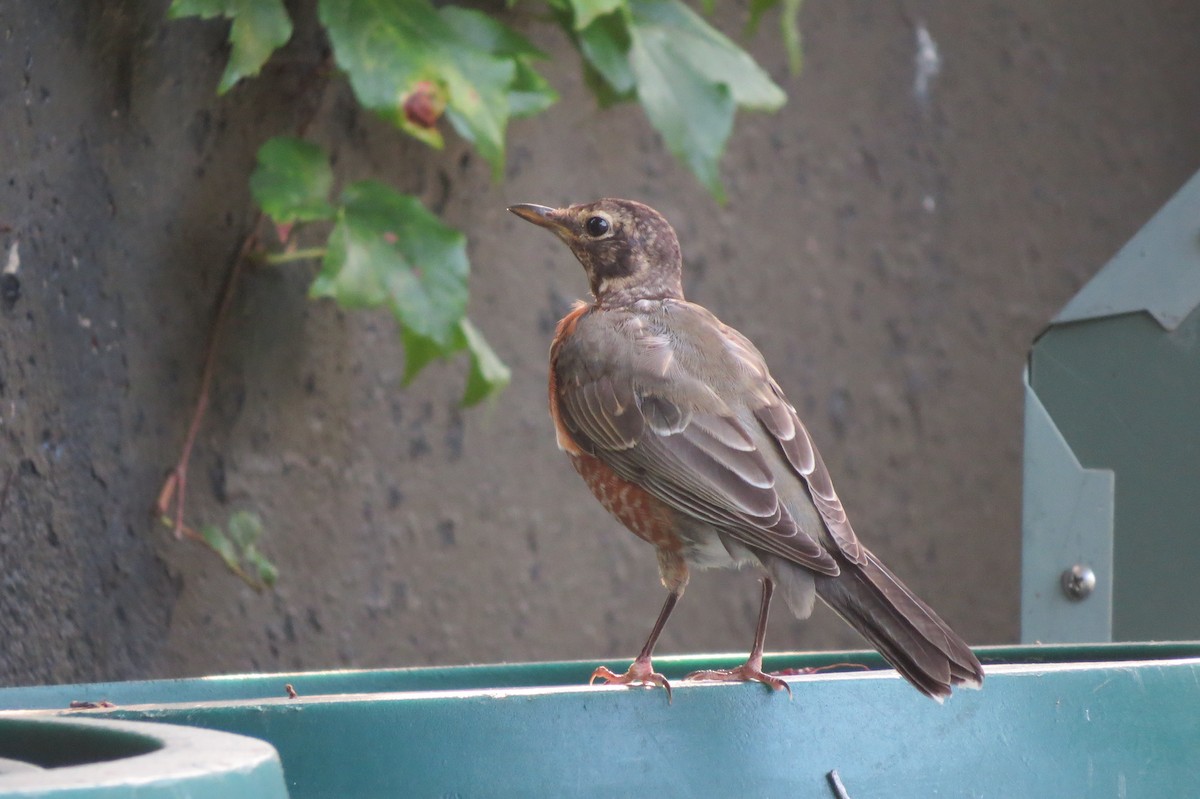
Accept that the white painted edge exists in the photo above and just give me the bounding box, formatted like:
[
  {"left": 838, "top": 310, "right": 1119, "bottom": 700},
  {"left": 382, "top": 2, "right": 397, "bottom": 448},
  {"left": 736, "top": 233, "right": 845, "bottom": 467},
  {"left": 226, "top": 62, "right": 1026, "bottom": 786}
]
[{"left": 0, "top": 716, "right": 282, "bottom": 793}]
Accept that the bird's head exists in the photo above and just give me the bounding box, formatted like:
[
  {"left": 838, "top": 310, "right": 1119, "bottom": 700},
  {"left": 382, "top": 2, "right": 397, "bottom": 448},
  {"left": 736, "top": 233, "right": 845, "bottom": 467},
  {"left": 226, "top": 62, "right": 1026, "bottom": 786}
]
[{"left": 509, "top": 198, "right": 684, "bottom": 307}]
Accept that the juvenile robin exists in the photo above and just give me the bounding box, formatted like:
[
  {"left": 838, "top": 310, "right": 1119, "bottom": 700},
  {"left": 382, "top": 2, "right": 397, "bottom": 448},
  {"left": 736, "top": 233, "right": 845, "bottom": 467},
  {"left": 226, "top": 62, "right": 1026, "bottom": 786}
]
[{"left": 509, "top": 198, "right": 984, "bottom": 701}]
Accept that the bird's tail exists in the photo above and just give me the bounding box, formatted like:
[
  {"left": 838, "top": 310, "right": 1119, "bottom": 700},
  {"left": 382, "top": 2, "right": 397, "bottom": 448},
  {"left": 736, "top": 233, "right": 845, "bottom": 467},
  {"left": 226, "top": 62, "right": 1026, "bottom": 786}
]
[{"left": 814, "top": 549, "right": 983, "bottom": 701}]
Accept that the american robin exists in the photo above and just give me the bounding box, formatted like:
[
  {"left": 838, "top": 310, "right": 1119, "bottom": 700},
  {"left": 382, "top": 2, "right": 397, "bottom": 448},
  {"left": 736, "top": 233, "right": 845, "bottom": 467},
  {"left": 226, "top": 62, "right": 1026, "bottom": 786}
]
[{"left": 509, "top": 198, "right": 984, "bottom": 701}]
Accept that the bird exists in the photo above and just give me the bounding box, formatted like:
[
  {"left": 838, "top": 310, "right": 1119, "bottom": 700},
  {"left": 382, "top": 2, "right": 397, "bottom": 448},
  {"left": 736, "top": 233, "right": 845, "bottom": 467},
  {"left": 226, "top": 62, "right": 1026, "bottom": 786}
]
[{"left": 509, "top": 198, "right": 984, "bottom": 701}]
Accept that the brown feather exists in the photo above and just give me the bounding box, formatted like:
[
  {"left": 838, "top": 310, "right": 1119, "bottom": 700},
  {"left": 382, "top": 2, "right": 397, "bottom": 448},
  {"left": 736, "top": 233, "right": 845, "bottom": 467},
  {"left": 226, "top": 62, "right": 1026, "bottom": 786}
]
[
  {"left": 754, "top": 398, "right": 866, "bottom": 565},
  {"left": 815, "top": 550, "right": 984, "bottom": 700}
]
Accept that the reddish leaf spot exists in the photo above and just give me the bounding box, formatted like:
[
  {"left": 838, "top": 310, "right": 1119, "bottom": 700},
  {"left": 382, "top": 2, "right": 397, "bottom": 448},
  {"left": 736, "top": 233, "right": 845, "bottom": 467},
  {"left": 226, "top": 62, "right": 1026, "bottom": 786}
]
[{"left": 403, "top": 81, "right": 446, "bottom": 130}]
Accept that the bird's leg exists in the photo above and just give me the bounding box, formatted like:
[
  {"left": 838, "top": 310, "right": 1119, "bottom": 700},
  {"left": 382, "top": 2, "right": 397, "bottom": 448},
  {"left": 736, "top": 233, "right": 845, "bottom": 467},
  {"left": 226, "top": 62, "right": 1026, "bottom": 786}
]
[
  {"left": 590, "top": 589, "right": 679, "bottom": 701},
  {"left": 686, "top": 577, "right": 792, "bottom": 695}
]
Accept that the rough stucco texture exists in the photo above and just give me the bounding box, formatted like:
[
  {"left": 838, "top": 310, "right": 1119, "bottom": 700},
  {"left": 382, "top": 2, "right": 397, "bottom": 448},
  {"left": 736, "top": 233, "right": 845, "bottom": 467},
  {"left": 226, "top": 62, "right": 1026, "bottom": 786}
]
[{"left": 1, "top": 0, "right": 1198, "bottom": 686}]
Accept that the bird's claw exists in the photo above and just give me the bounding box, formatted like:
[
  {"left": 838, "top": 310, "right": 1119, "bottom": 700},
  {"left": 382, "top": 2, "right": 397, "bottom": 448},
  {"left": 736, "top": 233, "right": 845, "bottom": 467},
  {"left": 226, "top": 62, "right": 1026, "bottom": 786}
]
[
  {"left": 590, "top": 660, "right": 673, "bottom": 703},
  {"left": 685, "top": 663, "right": 793, "bottom": 698}
]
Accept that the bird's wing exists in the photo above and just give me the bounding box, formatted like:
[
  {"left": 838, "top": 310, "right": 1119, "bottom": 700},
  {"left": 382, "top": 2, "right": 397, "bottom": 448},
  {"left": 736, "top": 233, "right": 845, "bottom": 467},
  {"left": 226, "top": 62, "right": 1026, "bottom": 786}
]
[
  {"left": 554, "top": 310, "right": 842, "bottom": 575},
  {"left": 695, "top": 314, "right": 866, "bottom": 565},
  {"left": 752, "top": 380, "right": 866, "bottom": 565}
]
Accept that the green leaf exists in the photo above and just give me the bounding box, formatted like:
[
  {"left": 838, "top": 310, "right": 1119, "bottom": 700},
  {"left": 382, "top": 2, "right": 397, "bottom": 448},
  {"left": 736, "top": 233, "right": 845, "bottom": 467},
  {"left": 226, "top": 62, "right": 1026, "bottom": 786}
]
[
  {"left": 439, "top": 7, "right": 559, "bottom": 119},
  {"left": 579, "top": 59, "right": 634, "bottom": 108},
  {"left": 567, "top": 0, "right": 626, "bottom": 31},
  {"left": 399, "top": 325, "right": 446, "bottom": 386},
  {"left": 246, "top": 547, "right": 279, "bottom": 587},
  {"left": 569, "top": 0, "right": 786, "bottom": 199},
  {"left": 318, "top": 0, "right": 520, "bottom": 179},
  {"left": 397, "top": 317, "right": 509, "bottom": 404},
  {"left": 508, "top": 62, "right": 559, "bottom": 119},
  {"left": 169, "top": 0, "right": 293, "bottom": 93},
  {"left": 780, "top": 0, "right": 803, "bottom": 75},
  {"left": 458, "top": 318, "right": 511, "bottom": 405},
  {"left": 627, "top": 19, "right": 735, "bottom": 200},
  {"left": 314, "top": 182, "right": 468, "bottom": 349},
  {"left": 249, "top": 137, "right": 335, "bottom": 223},
  {"left": 199, "top": 524, "right": 239, "bottom": 571},
  {"left": 746, "top": 0, "right": 775, "bottom": 36},
  {"left": 227, "top": 510, "right": 264, "bottom": 549},
  {"left": 199, "top": 513, "right": 277, "bottom": 589},
  {"left": 747, "top": 0, "right": 803, "bottom": 75},
  {"left": 308, "top": 182, "right": 508, "bottom": 401},
  {"left": 630, "top": 0, "right": 785, "bottom": 110},
  {"left": 438, "top": 6, "right": 550, "bottom": 61},
  {"left": 575, "top": 11, "right": 636, "bottom": 98}
]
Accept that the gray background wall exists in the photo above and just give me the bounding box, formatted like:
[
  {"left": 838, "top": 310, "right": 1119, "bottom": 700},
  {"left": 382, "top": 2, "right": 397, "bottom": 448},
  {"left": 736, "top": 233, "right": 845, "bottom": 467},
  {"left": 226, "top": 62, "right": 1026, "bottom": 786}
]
[{"left": 2, "top": 0, "right": 1198, "bottom": 686}]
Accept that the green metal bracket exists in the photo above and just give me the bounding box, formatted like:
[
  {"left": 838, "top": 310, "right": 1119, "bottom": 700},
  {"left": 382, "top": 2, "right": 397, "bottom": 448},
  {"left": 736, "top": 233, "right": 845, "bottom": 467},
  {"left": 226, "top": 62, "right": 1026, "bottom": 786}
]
[
  {"left": 1023, "top": 170, "right": 1200, "bottom": 643},
  {"left": 1020, "top": 376, "right": 1114, "bottom": 643},
  {"left": 1054, "top": 169, "right": 1200, "bottom": 331}
]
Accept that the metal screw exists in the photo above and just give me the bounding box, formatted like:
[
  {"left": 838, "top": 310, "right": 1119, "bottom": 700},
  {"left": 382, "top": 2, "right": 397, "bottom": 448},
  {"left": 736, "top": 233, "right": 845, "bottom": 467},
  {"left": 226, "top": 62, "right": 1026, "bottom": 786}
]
[{"left": 1061, "top": 564, "right": 1096, "bottom": 600}]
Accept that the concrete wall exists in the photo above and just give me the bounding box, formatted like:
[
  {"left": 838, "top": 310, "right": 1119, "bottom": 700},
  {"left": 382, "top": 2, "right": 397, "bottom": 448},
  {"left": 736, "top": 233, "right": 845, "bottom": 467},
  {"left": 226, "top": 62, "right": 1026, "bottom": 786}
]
[{"left": 2, "top": 0, "right": 1198, "bottom": 685}]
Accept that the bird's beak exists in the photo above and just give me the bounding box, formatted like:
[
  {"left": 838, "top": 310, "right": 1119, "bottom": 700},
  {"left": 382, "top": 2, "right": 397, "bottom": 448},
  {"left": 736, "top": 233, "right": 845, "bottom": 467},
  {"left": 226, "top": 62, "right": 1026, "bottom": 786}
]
[{"left": 508, "top": 203, "right": 566, "bottom": 233}]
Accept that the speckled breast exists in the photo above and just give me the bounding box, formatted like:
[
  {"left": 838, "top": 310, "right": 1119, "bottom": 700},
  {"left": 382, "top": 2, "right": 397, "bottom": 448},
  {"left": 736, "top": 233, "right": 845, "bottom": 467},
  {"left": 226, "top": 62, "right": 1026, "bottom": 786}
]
[{"left": 568, "top": 452, "right": 682, "bottom": 553}]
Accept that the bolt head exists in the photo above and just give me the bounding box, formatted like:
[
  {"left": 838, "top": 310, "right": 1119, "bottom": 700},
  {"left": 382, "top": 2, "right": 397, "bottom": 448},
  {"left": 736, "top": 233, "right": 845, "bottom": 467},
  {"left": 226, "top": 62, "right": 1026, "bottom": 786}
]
[{"left": 1061, "top": 564, "right": 1097, "bottom": 600}]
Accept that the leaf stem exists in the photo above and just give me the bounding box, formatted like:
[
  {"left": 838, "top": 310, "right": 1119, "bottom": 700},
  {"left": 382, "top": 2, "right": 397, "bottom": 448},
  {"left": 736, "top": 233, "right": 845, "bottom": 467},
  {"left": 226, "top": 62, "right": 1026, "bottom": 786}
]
[
  {"left": 155, "top": 51, "right": 335, "bottom": 583},
  {"left": 265, "top": 247, "right": 327, "bottom": 264},
  {"left": 158, "top": 221, "right": 260, "bottom": 540}
]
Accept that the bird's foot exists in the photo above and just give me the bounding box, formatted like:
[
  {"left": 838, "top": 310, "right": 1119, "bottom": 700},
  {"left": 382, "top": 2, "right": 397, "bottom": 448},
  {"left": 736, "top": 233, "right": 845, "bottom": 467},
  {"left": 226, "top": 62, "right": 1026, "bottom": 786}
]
[
  {"left": 590, "top": 657, "right": 673, "bottom": 702},
  {"left": 685, "top": 661, "right": 792, "bottom": 697}
]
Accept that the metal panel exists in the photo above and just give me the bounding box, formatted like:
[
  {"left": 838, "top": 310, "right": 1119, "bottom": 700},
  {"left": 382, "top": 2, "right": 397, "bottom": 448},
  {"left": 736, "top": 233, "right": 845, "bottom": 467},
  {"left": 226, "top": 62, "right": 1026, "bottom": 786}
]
[
  {"left": 1030, "top": 308, "right": 1200, "bottom": 641},
  {"left": 3, "top": 648, "right": 1199, "bottom": 799},
  {"left": 1020, "top": 378, "right": 1114, "bottom": 643},
  {"left": 1054, "top": 170, "right": 1200, "bottom": 330},
  {"left": 1024, "top": 169, "right": 1200, "bottom": 643}
]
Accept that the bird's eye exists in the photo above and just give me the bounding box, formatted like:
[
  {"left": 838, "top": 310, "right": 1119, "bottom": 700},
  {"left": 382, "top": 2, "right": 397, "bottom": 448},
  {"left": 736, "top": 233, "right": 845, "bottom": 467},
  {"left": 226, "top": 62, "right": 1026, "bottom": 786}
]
[{"left": 585, "top": 216, "right": 610, "bottom": 237}]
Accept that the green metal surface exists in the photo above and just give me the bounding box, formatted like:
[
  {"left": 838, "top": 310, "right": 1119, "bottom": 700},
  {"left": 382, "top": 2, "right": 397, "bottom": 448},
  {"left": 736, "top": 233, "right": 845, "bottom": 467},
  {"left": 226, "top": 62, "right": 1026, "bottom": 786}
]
[
  {"left": 1053, "top": 170, "right": 1200, "bottom": 330},
  {"left": 1030, "top": 307, "right": 1200, "bottom": 641},
  {"left": 0, "top": 718, "right": 158, "bottom": 768},
  {"left": 2, "top": 644, "right": 1193, "bottom": 709},
  {"left": 1023, "top": 169, "right": 1200, "bottom": 644},
  {"left": 1021, "top": 378, "right": 1114, "bottom": 643},
  {"left": 4, "top": 645, "right": 1200, "bottom": 798},
  {"left": 0, "top": 716, "right": 288, "bottom": 798}
]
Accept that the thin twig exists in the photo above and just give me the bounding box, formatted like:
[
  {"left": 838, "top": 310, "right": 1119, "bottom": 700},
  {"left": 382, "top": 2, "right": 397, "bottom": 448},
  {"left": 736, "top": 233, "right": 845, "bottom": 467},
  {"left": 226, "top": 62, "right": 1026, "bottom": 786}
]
[
  {"left": 158, "top": 223, "right": 261, "bottom": 539},
  {"left": 264, "top": 246, "right": 326, "bottom": 264},
  {"left": 154, "top": 50, "right": 332, "bottom": 572}
]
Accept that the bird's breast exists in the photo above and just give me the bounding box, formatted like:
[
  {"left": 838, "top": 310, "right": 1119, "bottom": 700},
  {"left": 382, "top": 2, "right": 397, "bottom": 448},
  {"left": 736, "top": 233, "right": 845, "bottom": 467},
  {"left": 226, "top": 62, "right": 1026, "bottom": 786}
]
[
  {"left": 548, "top": 303, "right": 590, "bottom": 456},
  {"left": 569, "top": 452, "right": 683, "bottom": 553}
]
